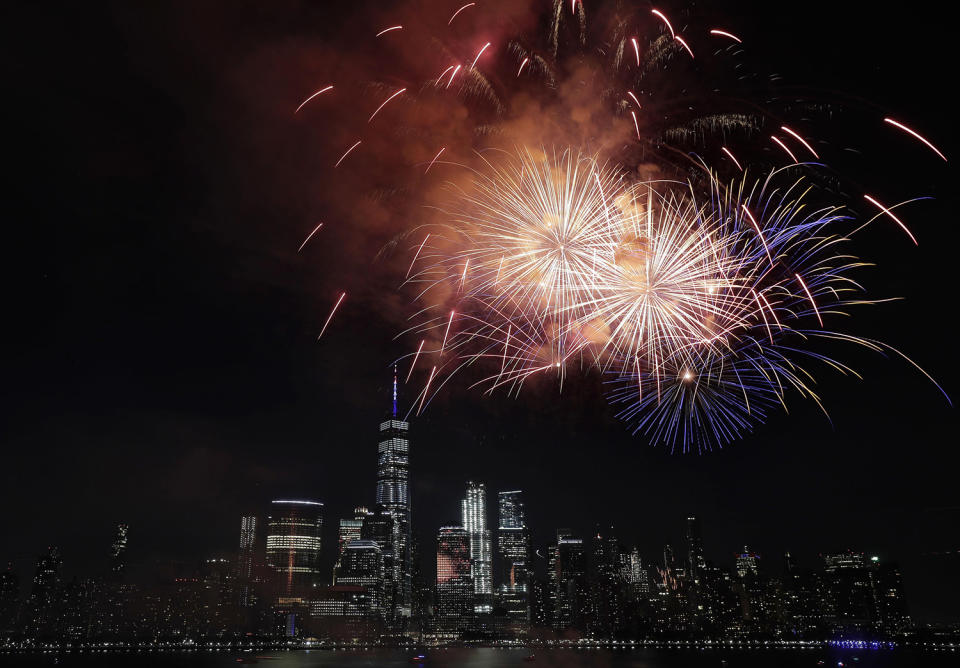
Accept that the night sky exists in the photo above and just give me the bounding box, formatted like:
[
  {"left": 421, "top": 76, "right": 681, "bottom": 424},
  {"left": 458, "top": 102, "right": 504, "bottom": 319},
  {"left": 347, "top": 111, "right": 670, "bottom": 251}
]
[{"left": 3, "top": 0, "right": 957, "bottom": 622}]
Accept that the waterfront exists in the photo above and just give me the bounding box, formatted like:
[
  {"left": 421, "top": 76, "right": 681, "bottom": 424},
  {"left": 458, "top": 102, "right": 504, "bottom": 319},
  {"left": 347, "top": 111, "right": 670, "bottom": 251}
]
[{"left": 3, "top": 648, "right": 959, "bottom": 668}]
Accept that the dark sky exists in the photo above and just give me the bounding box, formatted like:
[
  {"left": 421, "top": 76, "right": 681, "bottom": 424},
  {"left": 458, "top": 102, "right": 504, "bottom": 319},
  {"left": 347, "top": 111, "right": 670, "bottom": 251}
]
[{"left": 3, "top": 0, "right": 957, "bottom": 622}]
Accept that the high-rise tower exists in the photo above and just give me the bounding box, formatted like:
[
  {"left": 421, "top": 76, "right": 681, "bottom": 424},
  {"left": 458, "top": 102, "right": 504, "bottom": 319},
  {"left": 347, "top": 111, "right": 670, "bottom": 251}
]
[
  {"left": 265, "top": 499, "right": 323, "bottom": 602},
  {"left": 462, "top": 481, "right": 493, "bottom": 613},
  {"left": 436, "top": 526, "right": 472, "bottom": 629},
  {"left": 685, "top": 515, "right": 706, "bottom": 579},
  {"left": 110, "top": 523, "right": 128, "bottom": 578},
  {"left": 497, "top": 490, "right": 531, "bottom": 631},
  {"left": 376, "top": 366, "right": 412, "bottom": 618},
  {"left": 238, "top": 515, "right": 257, "bottom": 607}
]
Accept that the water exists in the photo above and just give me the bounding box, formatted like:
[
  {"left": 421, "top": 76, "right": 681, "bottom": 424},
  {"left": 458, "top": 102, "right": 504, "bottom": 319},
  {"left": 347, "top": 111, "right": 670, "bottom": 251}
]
[{"left": 2, "top": 648, "right": 957, "bottom": 668}]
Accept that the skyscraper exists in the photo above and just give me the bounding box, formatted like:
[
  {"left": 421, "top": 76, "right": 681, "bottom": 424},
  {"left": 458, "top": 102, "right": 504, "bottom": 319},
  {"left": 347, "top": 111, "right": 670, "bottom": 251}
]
[
  {"left": 497, "top": 490, "right": 531, "bottom": 632},
  {"left": 0, "top": 564, "right": 19, "bottom": 636},
  {"left": 736, "top": 546, "right": 760, "bottom": 578},
  {"left": 874, "top": 559, "right": 909, "bottom": 634},
  {"left": 588, "top": 527, "right": 622, "bottom": 637},
  {"left": 621, "top": 547, "right": 650, "bottom": 596},
  {"left": 553, "top": 534, "right": 586, "bottom": 631},
  {"left": 436, "top": 526, "right": 472, "bottom": 630},
  {"left": 462, "top": 481, "right": 493, "bottom": 613},
  {"left": 376, "top": 368, "right": 412, "bottom": 618},
  {"left": 27, "top": 546, "right": 61, "bottom": 636},
  {"left": 265, "top": 499, "right": 323, "bottom": 602},
  {"left": 338, "top": 507, "right": 371, "bottom": 556},
  {"left": 109, "top": 523, "right": 128, "bottom": 578},
  {"left": 237, "top": 515, "right": 257, "bottom": 607},
  {"left": 686, "top": 516, "right": 706, "bottom": 578},
  {"left": 334, "top": 539, "right": 385, "bottom": 616},
  {"left": 333, "top": 506, "right": 372, "bottom": 583},
  {"left": 822, "top": 550, "right": 876, "bottom": 631}
]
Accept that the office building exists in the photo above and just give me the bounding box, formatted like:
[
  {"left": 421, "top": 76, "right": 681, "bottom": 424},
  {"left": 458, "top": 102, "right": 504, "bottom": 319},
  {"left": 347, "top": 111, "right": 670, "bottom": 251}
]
[
  {"left": 462, "top": 481, "right": 493, "bottom": 613},
  {"left": 265, "top": 499, "right": 323, "bottom": 602},
  {"left": 376, "top": 368, "right": 412, "bottom": 618},
  {"left": 436, "top": 526, "right": 472, "bottom": 630}
]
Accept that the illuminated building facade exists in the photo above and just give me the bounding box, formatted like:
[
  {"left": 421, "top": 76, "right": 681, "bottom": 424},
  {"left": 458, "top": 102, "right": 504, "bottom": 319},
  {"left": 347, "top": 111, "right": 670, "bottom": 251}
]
[
  {"left": 496, "top": 490, "right": 530, "bottom": 631},
  {"left": 109, "top": 524, "right": 128, "bottom": 578},
  {"left": 237, "top": 515, "right": 257, "bottom": 607},
  {"left": 686, "top": 516, "right": 706, "bottom": 579},
  {"left": 265, "top": 499, "right": 323, "bottom": 602},
  {"left": 309, "top": 585, "right": 381, "bottom": 639},
  {"left": 333, "top": 539, "right": 384, "bottom": 615},
  {"left": 552, "top": 534, "right": 586, "bottom": 631},
  {"left": 587, "top": 528, "right": 622, "bottom": 637},
  {"left": 337, "top": 507, "right": 370, "bottom": 557},
  {"left": 822, "top": 550, "right": 877, "bottom": 632},
  {"left": 462, "top": 481, "right": 492, "bottom": 613},
  {"left": 376, "top": 369, "right": 412, "bottom": 618},
  {"left": 736, "top": 546, "right": 760, "bottom": 578},
  {"left": 436, "top": 526, "right": 472, "bottom": 630}
]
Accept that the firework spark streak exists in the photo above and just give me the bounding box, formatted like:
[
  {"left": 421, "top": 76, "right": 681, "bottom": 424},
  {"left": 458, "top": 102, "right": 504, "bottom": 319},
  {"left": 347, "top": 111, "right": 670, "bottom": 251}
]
[
  {"left": 883, "top": 118, "right": 948, "bottom": 161},
  {"left": 471, "top": 43, "right": 491, "bottom": 69},
  {"left": 425, "top": 148, "right": 446, "bottom": 174},
  {"left": 721, "top": 146, "right": 743, "bottom": 171},
  {"left": 771, "top": 136, "right": 798, "bottom": 163},
  {"left": 407, "top": 339, "right": 425, "bottom": 382},
  {"left": 368, "top": 88, "right": 406, "bottom": 122},
  {"left": 448, "top": 3, "right": 475, "bottom": 26},
  {"left": 710, "top": 29, "right": 742, "bottom": 43},
  {"left": 674, "top": 36, "right": 695, "bottom": 59},
  {"left": 297, "top": 222, "right": 324, "bottom": 253},
  {"left": 863, "top": 195, "right": 919, "bottom": 245},
  {"left": 294, "top": 85, "right": 333, "bottom": 114},
  {"left": 318, "top": 292, "right": 346, "bottom": 339},
  {"left": 781, "top": 126, "right": 819, "bottom": 159},
  {"left": 651, "top": 9, "right": 675, "bottom": 37},
  {"left": 334, "top": 140, "right": 362, "bottom": 168}
]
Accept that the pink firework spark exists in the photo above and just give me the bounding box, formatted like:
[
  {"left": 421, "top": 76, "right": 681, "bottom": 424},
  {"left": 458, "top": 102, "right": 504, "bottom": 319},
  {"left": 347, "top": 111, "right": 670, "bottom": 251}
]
[
  {"left": 368, "top": 88, "right": 406, "bottom": 123},
  {"left": 781, "top": 126, "right": 819, "bottom": 159},
  {"left": 318, "top": 292, "right": 346, "bottom": 339},
  {"left": 864, "top": 195, "right": 919, "bottom": 245},
  {"left": 883, "top": 117, "right": 947, "bottom": 161},
  {"left": 721, "top": 146, "right": 742, "bottom": 171},
  {"left": 771, "top": 136, "right": 798, "bottom": 163},
  {"left": 448, "top": 3, "right": 475, "bottom": 26},
  {"left": 334, "top": 140, "right": 362, "bottom": 168},
  {"left": 651, "top": 9, "right": 675, "bottom": 38},
  {"left": 294, "top": 85, "right": 333, "bottom": 114},
  {"left": 709, "top": 29, "right": 742, "bottom": 43},
  {"left": 297, "top": 222, "right": 323, "bottom": 253}
]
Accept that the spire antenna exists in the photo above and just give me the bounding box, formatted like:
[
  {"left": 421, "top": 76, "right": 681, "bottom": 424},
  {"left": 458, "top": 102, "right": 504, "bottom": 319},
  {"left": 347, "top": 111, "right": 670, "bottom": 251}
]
[{"left": 392, "top": 364, "right": 398, "bottom": 418}]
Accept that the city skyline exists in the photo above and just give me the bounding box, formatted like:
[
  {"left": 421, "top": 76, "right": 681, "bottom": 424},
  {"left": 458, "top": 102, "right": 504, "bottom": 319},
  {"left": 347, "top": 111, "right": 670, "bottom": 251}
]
[
  {"left": 0, "top": 383, "right": 953, "bottom": 640},
  {"left": 1, "top": 385, "right": 957, "bottom": 626},
  {"left": 3, "top": 0, "right": 957, "bottom": 647}
]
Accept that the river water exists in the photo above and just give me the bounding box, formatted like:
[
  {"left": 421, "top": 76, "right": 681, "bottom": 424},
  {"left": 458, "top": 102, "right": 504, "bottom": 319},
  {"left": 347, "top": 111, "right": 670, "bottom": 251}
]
[{"left": 2, "top": 647, "right": 957, "bottom": 667}]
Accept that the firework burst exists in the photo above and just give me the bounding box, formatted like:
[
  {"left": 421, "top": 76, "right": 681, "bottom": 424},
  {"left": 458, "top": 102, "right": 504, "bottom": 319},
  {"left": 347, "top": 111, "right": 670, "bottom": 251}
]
[{"left": 294, "top": 0, "right": 949, "bottom": 450}]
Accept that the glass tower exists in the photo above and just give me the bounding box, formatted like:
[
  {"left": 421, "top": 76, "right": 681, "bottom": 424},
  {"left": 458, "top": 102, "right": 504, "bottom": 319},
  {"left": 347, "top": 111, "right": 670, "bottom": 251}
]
[
  {"left": 462, "top": 481, "right": 493, "bottom": 613},
  {"left": 238, "top": 515, "right": 257, "bottom": 607},
  {"left": 497, "top": 490, "right": 531, "bottom": 631},
  {"left": 436, "top": 526, "right": 472, "bottom": 629},
  {"left": 110, "top": 523, "right": 128, "bottom": 578},
  {"left": 265, "top": 499, "right": 323, "bottom": 602},
  {"left": 376, "top": 368, "right": 412, "bottom": 617}
]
